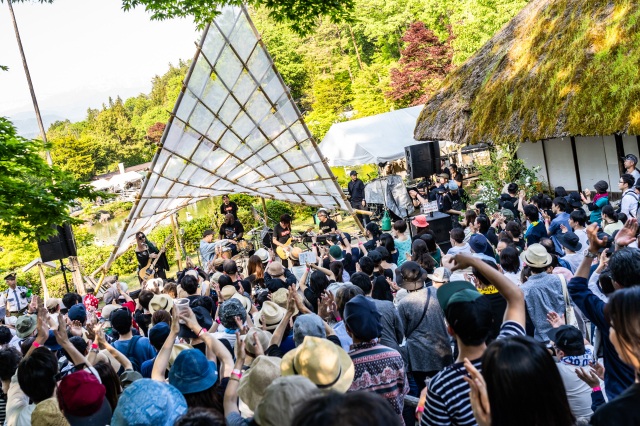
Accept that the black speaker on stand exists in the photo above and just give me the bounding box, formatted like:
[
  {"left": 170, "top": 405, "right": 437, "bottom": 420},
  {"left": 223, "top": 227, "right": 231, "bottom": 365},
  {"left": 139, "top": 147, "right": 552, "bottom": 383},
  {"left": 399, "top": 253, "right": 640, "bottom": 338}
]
[
  {"left": 37, "top": 224, "right": 78, "bottom": 293},
  {"left": 405, "top": 141, "right": 441, "bottom": 180}
]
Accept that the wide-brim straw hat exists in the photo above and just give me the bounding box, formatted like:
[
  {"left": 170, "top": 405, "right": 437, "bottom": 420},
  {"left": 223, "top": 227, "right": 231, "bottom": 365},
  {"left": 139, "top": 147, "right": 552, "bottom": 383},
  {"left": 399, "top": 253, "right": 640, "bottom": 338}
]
[
  {"left": 254, "top": 301, "right": 286, "bottom": 331},
  {"left": 220, "top": 285, "right": 238, "bottom": 301},
  {"left": 281, "top": 336, "right": 354, "bottom": 393},
  {"left": 149, "top": 294, "right": 174, "bottom": 314},
  {"left": 271, "top": 288, "right": 298, "bottom": 315},
  {"left": 238, "top": 356, "right": 282, "bottom": 411},
  {"left": 520, "top": 243, "right": 552, "bottom": 268},
  {"left": 290, "top": 247, "right": 302, "bottom": 260},
  {"left": 232, "top": 293, "right": 252, "bottom": 313}
]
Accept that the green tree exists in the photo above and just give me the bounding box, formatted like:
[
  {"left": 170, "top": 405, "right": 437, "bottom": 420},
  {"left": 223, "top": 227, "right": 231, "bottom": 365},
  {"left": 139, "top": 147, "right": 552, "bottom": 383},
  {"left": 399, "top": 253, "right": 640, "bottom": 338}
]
[{"left": 0, "top": 117, "right": 102, "bottom": 240}]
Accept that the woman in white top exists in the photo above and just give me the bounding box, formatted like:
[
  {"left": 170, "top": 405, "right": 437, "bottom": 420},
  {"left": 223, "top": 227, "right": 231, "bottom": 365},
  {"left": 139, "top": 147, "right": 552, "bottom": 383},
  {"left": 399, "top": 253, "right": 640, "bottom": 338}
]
[{"left": 601, "top": 205, "right": 623, "bottom": 236}]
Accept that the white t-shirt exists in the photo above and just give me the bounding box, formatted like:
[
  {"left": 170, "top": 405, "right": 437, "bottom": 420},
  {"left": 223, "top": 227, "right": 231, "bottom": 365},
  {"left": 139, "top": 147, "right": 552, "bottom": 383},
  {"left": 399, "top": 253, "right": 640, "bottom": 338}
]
[
  {"left": 573, "top": 228, "right": 588, "bottom": 253},
  {"left": 562, "top": 252, "right": 584, "bottom": 273},
  {"left": 447, "top": 243, "right": 471, "bottom": 256},
  {"left": 504, "top": 271, "right": 522, "bottom": 286},
  {"left": 556, "top": 345, "right": 597, "bottom": 419}
]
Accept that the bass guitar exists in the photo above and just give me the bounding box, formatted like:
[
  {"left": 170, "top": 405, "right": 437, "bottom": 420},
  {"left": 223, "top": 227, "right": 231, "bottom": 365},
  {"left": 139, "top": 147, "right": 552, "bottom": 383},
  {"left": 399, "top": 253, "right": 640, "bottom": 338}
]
[{"left": 139, "top": 234, "right": 172, "bottom": 281}]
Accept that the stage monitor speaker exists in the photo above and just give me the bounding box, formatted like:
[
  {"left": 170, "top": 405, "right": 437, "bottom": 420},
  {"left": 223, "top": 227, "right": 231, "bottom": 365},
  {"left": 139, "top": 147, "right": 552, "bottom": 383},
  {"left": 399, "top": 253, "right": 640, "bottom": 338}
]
[
  {"left": 37, "top": 224, "right": 78, "bottom": 262},
  {"left": 424, "top": 212, "right": 452, "bottom": 251},
  {"left": 405, "top": 141, "right": 441, "bottom": 180}
]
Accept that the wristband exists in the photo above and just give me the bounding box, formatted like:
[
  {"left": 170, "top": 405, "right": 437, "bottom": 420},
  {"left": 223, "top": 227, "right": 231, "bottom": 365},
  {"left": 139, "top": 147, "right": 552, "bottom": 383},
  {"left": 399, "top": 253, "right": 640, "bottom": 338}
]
[
  {"left": 416, "top": 405, "right": 425, "bottom": 413},
  {"left": 215, "top": 318, "right": 221, "bottom": 324},
  {"left": 198, "top": 328, "right": 207, "bottom": 337},
  {"left": 229, "top": 376, "right": 240, "bottom": 382},
  {"left": 334, "top": 315, "right": 342, "bottom": 322},
  {"left": 32, "top": 341, "right": 40, "bottom": 348},
  {"left": 592, "top": 386, "right": 602, "bottom": 392},
  {"left": 92, "top": 343, "right": 99, "bottom": 350},
  {"left": 231, "top": 369, "right": 243, "bottom": 379}
]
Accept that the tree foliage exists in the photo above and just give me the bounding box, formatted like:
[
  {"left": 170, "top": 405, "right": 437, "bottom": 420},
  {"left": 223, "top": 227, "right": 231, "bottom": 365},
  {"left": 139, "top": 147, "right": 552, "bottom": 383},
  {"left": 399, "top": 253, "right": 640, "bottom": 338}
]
[
  {"left": 0, "top": 117, "right": 102, "bottom": 240},
  {"left": 388, "top": 22, "right": 453, "bottom": 107}
]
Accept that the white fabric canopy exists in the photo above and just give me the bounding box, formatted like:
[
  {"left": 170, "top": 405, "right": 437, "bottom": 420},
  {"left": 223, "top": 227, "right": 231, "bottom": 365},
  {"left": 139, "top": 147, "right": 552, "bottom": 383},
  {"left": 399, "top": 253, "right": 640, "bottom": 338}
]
[
  {"left": 320, "top": 106, "right": 426, "bottom": 166},
  {"left": 101, "top": 6, "right": 348, "bottom": 267}
]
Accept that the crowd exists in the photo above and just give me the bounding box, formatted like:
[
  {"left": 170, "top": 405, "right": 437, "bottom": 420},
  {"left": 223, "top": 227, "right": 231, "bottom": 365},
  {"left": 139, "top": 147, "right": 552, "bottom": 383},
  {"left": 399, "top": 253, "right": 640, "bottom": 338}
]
[{"left": 2, "top": 160, "right": 640, "bottom": 426}]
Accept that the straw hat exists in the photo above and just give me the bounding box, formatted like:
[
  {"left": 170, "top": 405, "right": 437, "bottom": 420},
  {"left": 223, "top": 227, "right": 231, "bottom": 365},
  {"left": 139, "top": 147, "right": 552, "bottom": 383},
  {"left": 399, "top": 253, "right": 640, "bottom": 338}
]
[
  {"left": 45, "top": 298, "right": 63, "bottom": 311},
  {"left": 238, "top": 356, "right": 282, "bottom": 411},
  {"left": 266, "top": 262, "right": 285, "bottom": 277},
  {"left": 220, "top": 285, "right": 238, "bottom": 301},
  {"left": 245, "top": 328, "right": 272, "bottom": 356},
  {"left": 254, "top": 301, "right": 286, "bottom": 331},
  {"left": 232, "top": 293, "right": 252, "bottom": 313},
  {"left": 255, "top": 248, "right": 270, "bottom": 263},
  {"left": 148, "top": 294, "right": 174, "bottom": 314},
  {"left": 101, "top": 304, "right": 120, "bottom": 322},
  {"left": 281, "top": 336, "right": 354, "bottom": 393},
  {"left": 290, "top": 247, "right": 302, "bottom": 261},
  {"left": 169, "top": 343, "right": 193, "bottom": 368},
  {"left": 520, "top": 243, "right": 552, "bottom": 268},
  {"left": 271, "top": 288, "right": 298, "bottom": 315}
]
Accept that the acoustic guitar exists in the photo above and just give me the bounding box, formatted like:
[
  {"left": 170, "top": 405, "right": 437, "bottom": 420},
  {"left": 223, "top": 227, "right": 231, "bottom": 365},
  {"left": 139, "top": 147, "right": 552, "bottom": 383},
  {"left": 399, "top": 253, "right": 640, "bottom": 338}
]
[{"left": 138, "top": 234, "right": 172, "bottom": 281}]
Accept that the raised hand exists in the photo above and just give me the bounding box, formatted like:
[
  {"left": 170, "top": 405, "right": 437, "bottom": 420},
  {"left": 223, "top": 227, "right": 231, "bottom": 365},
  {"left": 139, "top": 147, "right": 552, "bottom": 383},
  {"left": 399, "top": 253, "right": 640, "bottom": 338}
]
[
  {"left": 70, "top": 320, "right": 84, "bottom": 337},
  {"left": 575, "top": 367, "right": 601, "bottom": 388},
  {"left": 587, "top": 222, "right": 608, "bottom": 253},
  {"left": 462, "top": 358, "right": 491, "bottom": 426},
  {"left": 614, "top": 218, "right": 638, "bottom": 248},
  {"left": 234, "top": 316, "right": 249, "bottom": 335},
  {"left": 546, "top": 311, "right": 565, "bottom": 328}
]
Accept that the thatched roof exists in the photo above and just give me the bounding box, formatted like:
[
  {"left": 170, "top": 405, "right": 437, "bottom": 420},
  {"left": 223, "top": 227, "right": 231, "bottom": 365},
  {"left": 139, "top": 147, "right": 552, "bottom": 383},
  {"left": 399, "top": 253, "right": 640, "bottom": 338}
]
[{"left": 414, "top": 0, "right": 640, "bottom": 145}]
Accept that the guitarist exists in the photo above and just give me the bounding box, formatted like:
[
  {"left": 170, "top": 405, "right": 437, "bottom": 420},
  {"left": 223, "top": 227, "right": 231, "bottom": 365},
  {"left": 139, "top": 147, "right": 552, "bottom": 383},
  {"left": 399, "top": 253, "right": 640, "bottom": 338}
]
[
  {"left": 135, "top": 232, "right": 170, "bottom": 283},
  {"left": 272, "top": 214, "right": 293, "bottom": 263}
]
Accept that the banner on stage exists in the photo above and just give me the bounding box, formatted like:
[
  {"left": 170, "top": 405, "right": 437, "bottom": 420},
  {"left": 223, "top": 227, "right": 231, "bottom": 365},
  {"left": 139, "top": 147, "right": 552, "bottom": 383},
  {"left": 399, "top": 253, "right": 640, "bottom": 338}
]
[{"left": 421, "top": 201, "right": 439, "bottom": 214}]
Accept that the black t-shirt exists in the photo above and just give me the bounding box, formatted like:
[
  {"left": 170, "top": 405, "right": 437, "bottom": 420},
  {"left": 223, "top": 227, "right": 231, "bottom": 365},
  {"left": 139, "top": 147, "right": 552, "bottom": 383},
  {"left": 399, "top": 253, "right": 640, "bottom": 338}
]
[
  {"left": 273, "top": 223, "right": 292, "bottom": 244},
  {"left": 437, "top": 193, "right": 453, "bottom": 213},
  {"left": 591, "top": 383, "right": 640, "bottom": 426},
  {"left": 220, "top": 201, "right": 238, "bottom": 219},
  {"left": 219, "top": 221, "right": 244, "bottom": 239},
  {"left": 319, "top": 218, "right": 337, "bottom": 234}
]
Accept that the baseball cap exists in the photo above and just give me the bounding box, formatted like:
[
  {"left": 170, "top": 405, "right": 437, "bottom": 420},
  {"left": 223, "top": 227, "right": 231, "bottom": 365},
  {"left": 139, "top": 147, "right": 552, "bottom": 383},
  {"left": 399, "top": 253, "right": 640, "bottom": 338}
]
[
  {"left": 427, "top": 267, "right": 451, "bottom": 283},
  {"left": 437, "top": 281, "right": 493, "bottom": 344},
  {"left": 622, "top": 154, "right": 638, "bottom": 164},
  {"left": 68, "top": 304, "right": 87, "bottom": 323},
  {"left": 349, "top": 170, "right": 357, "bottom": 176},
  {"left": 329, "top": 245, "right": 343, "bottom": 260},
  {"left": 547, "top": 325, "right": 585, "bottom": 356},
  {"left": 436, "top": 280, "right": 482, "bottom": 311},
  {"left": 58, "top": 370, "right": 112, "bottom": 426}
]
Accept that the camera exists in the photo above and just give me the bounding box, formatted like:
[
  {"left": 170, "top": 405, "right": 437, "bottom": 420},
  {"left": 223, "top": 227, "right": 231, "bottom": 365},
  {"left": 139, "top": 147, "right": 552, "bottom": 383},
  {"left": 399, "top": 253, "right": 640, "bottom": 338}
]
[{"left": 20, "top": 291, "right": 27, "bottom": 298}]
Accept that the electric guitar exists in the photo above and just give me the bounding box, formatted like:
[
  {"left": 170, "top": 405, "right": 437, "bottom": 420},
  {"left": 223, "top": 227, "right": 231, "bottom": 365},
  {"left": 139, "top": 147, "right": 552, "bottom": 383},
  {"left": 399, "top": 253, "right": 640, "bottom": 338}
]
[
  {"left": 274, "top": 227, "right": 316, "bottom": 259},
  {"left": 138, "top": 234, "right": 172, "bottom": 281}
]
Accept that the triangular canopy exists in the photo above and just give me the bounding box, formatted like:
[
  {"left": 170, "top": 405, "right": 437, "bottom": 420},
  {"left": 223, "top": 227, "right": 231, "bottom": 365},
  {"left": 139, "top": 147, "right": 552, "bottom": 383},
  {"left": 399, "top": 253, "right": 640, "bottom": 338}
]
[
  {"left": 102, "top": 6, "right": 349, "bottom": 267},
  {"left": 320, "top": 106, "right": 425, "bottom": 166}
]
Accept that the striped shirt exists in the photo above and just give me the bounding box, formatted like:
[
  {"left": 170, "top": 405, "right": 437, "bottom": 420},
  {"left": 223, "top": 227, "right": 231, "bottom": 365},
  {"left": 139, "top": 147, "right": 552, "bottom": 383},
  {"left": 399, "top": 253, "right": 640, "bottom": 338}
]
[
  {"left": 349, "top": 341, "right": 409, "bottom": 421},
  {"left": 421, "top": 321, "right": 525, "bottom": 426}
]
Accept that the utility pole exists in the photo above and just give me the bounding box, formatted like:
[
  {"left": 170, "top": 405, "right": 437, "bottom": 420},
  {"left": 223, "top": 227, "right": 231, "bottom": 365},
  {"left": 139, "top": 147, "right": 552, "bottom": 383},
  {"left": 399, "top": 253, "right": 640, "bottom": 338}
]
[{"left": 6, "top": 0, "right": 53, "bottom": 165}]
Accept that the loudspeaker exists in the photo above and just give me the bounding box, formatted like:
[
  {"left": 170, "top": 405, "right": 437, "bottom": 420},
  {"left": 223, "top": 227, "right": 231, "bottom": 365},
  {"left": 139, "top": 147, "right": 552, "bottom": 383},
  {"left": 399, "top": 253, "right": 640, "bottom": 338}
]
[
  {"left": 424, "top": 211, "right": 452, "bottom": 251},
  {"left": 37, "top": 224, "right": 78, "bottom": 262},
  {"left": 405, "top": 141, "right": 441, "bottom": 180}
]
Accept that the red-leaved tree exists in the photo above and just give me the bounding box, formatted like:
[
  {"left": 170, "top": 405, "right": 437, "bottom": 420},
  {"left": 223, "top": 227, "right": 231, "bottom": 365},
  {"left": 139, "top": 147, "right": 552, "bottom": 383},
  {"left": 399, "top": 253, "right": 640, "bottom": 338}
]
[
  {"left": 388, "top": 22, "right": 454, "bottom": 107},
  {"left": 146, "top": 122, "right": 166, "bottom": 144}
]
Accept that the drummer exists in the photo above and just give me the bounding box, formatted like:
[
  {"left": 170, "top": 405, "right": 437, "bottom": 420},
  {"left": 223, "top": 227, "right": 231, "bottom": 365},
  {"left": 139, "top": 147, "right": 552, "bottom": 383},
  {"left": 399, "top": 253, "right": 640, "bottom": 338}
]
[{"left": 219, "top": 213, "right": 245, "bottom": 255}]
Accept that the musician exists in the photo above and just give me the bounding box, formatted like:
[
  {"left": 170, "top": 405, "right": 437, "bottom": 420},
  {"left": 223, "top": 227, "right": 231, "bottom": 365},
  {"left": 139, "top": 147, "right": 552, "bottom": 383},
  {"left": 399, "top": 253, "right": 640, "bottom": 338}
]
[
  {"left": 219, "top": 213, "right": 244, "bottom": 255},
  {"left": 347, "top": 170, "right": 368, "bottom": 225},
  {"left": 220, "top": 195, "right": 238, "bottom": 220},
  {"left": 317, "top": 209, "right": 338, "bottom": 235},
  {"left": 272, "top": 214, "right": 293, "bottom": 256},
  {"left": 135, "top": 232, "right": 169, "bottom": 282}
]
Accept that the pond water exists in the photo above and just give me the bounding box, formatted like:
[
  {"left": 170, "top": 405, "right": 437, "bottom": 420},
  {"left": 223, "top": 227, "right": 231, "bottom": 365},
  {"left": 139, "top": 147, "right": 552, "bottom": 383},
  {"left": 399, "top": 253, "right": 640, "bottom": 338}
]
[{"left": 88, "top": 197, "right": 218, "bottom": 246}]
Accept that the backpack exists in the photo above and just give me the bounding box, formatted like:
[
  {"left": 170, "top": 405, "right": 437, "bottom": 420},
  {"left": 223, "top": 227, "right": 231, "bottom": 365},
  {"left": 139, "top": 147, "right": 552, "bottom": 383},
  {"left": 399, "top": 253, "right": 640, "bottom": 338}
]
[
  {"left": 124, "top": 335, "right": 142, "bottom": 372},
  {"left": 617, "top": 190, "right": 638, "bottom": 218}
]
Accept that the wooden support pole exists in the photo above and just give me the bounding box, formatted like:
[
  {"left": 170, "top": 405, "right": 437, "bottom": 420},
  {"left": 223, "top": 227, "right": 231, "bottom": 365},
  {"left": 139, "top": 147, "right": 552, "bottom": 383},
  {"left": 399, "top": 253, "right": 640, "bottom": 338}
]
[
  {"left": 38, "top": 264, "right": 49, "bottom": 301},
  {"left": 69, "top": 256, "right": 86, "bottom": 295},
  {"left": 170, "top": 214, "right": 183, "bottom": 271},
  {"left": 261, "top": 197, "right": 269, "bottom": 224}
]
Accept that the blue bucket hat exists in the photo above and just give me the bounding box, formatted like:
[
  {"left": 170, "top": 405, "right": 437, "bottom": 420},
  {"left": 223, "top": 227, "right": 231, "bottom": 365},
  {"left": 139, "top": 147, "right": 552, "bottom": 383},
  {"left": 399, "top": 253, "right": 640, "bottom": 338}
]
[
  {"left": 111, "top": 379, "right": 187, "bottom": 426},
  {"left": 169, "top": 349, "right": 218, "bottom": 394}
]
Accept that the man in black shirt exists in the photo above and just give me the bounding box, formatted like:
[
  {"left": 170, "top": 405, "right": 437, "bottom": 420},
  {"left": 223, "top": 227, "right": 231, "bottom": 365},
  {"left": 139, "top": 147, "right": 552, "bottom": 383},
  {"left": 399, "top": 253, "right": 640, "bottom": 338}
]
[
  {"left": 219, "top": 213, "right": 244, "bottom": 255},
  {"left": 219, "top": 195, "right": 238, "bottom": 220},
  {"left": 347, "top": 170, "right": 368, "bottom": 225},
  {"left": 448, "top": 163, "right": 464, "bottom": 188},
  {"left": 317, "top": 209, "right": 338, "bottom": 235},
  {"left": 272, "top": 214, "right": 293, "bottom": 265}
]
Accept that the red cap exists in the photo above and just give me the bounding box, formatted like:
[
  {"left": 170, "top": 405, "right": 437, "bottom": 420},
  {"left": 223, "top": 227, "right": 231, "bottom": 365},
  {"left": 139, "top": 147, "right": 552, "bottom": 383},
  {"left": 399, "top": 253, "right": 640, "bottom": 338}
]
[{"left": 58, "top": 370, "right": 106, "bottom": 416}]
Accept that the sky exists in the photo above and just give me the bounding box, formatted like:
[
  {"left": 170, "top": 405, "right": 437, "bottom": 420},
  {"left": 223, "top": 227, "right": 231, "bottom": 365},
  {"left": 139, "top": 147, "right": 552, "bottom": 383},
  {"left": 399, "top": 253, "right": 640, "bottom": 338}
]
[{"left": 0, "top": 0, "right": 199, "bottom": 129}]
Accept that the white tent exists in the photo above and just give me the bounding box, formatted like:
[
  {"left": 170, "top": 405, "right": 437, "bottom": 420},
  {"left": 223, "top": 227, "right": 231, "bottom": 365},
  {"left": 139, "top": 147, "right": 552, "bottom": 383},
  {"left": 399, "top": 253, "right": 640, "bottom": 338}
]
[
  {"left": 320, "top": 105, "right": 428, "bottom": 166},
  {"left": 98, "top": 6, "right": 350, "bottom": 272},
  {"left": 90, "top": 179, "right": 111, "bottom": 190},
  {"left": 108, "top": 171, "right": 144, "bottom": 191}
]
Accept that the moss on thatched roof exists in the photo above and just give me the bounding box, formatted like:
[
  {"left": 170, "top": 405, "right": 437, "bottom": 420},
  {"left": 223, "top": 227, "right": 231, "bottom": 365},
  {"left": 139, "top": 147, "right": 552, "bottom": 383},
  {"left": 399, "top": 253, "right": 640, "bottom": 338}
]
[{"left": 414, "top": 0, "right": 640, "bottom": 145}]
